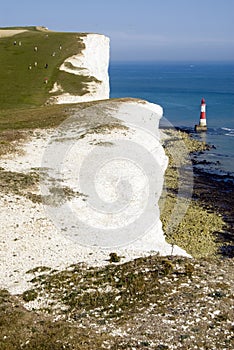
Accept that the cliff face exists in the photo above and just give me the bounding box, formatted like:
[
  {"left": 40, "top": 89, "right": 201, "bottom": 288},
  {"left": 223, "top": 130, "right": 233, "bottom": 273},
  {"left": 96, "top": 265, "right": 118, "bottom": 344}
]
[
  {"left": 50, "top": 34, "right": 110, "bottom": 104},
  {"left": 0, "top": 99, "right": 189, "bottom": 296}
]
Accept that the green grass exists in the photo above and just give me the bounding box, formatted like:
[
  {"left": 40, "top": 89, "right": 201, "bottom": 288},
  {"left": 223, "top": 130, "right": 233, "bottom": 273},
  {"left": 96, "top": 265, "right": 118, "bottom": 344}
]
[
  {"left": 0, "top": 27, "right": 89, "bottom": 109},
  {"left": 0, "top": 289, "right": 110, "bottom": 350},
  {"left": 0, "top": 98, "right": 132, "bottom": 132},
  {"left": 23, "top": 256, "right": 195, "bottom": 321},
  {"left": 1, "top": 256, "right": 233, "bottom": 349},
  {"left": 0, "top": 104, "right": 70, "bottom": 130}
]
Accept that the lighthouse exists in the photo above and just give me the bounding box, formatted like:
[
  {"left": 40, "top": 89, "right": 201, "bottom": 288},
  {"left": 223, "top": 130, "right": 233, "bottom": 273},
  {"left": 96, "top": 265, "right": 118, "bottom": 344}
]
[{"left": 195, "top": 98, "right": 207, "bottom": 132}]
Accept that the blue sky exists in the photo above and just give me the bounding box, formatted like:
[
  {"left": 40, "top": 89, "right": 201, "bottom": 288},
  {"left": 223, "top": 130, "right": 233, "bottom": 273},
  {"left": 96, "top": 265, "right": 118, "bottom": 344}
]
[{"left": 1, "top": 0, "right": 234, "bottom": 61}]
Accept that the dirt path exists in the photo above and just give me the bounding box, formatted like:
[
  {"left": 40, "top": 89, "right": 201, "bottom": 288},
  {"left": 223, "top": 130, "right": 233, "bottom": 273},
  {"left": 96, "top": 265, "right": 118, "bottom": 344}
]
[{"left": 0, "top": 29, "right": 28, "bottom": 38}]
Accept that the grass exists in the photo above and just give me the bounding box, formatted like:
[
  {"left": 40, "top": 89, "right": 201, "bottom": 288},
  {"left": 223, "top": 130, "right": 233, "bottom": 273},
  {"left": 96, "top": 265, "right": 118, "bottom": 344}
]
[
  {"left": 1, "top": 256, "right": 233, "bottom": 349},
  {"left": 0, "top": 26, "right": 96, "bottom": 109},
  {"left": 24, "top": 257, "right": 193, "bottom": 319},
  {"left": 0, "top": 129, "right": 28, "bottom": 156},
  {"left": 0, "top": 98, "right": 129, "bottom": 132},
  {"left": 0, "top": 168, "right": 39, "bottom": 195},
  {"left": 0, "top": 289, "right": 110, "bottom": 350},
  {"left": 0, "top": 105, "right": 69, "bottom": 131},
  {"left": 0, "top": 166, "right": 87, "bottom": 204},
  {"left": 0, "top": 101, "right": 90, "bottom": 132}
]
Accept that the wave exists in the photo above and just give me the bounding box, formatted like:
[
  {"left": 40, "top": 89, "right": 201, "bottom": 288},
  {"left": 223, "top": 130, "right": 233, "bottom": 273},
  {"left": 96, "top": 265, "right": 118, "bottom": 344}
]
[
  {"left": 208, "top": 153, "right": 230, "bottom": 158},
  {"left": 222, "top": 127, "right": 234, "bottom": 137},
  {"left": 222, "top": 127, "right": 234, "bottom": 132}
]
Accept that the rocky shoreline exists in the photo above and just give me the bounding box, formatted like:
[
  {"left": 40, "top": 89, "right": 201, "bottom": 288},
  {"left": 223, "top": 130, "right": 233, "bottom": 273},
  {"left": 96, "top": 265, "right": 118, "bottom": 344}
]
[
  {"left": 192, "top": 163, "right": 234, "bottom": 257},
  {"left": 160, "top": 128, "right": 232, "bottom": 259},
  {"left": 181, "top": 128, "right": 234, "bottom": 257}
]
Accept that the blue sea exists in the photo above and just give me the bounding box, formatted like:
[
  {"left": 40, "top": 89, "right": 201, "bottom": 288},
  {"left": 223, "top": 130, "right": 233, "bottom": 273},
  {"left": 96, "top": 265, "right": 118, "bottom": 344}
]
[{"left": 109, "top": 61, "right": 234, "bottom": 177}]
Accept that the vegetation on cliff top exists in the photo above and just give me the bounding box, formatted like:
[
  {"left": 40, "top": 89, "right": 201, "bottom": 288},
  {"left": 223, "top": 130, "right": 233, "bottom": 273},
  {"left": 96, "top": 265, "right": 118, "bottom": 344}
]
[
  {"left": 0, "top": 256, "right": 233, "bottom": 349},
  {"left": 0, "top": 26, "right": 93, "bottom": 110}
]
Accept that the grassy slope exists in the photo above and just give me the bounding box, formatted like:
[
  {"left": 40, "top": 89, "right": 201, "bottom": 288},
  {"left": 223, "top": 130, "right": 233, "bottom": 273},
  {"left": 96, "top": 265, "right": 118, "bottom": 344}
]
[
  {"left": 0, "top": 27, "right": 90, "bottom": 110},
  {"left": 0, "top": 257, "right": 233, "bottom": 349}
]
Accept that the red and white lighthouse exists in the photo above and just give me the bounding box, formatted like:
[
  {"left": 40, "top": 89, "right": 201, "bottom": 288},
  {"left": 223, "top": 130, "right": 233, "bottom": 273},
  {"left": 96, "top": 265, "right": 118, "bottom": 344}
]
[
  {"left": 200, "top": 98, "right": 207, "bottom": 126},
  {"left": 195, "top": 98, "right": 207, "bottom": 131}
]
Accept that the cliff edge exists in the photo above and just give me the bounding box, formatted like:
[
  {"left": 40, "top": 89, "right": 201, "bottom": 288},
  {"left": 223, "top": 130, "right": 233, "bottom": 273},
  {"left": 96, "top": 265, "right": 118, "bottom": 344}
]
[
  {"left": 49, "top": 34, "right": 110, "bottom": 104},
  {"left": 0, "top": 27, "right": 109, "bottom": 109}
]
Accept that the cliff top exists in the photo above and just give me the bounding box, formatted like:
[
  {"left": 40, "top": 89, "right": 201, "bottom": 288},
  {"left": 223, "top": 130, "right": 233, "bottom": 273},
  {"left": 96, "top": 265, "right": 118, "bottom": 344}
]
[{"left": 0, "top": 26, "right": 98, "bottom": 110}]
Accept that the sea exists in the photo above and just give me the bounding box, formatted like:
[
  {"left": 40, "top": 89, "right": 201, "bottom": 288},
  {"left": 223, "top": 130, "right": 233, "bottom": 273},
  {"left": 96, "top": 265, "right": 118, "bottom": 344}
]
[{"left": 109, "top": 61, "right": 234, "bottom": 178}]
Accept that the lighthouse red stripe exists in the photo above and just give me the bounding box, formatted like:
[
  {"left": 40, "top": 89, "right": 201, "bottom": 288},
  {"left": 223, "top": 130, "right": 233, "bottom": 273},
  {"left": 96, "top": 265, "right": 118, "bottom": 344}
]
[
  {"left": 200, "top": 111, "right": 206, "bottom": 119},
  {"left": 200, "top": 99, "right": 206, "bottom": 120}
]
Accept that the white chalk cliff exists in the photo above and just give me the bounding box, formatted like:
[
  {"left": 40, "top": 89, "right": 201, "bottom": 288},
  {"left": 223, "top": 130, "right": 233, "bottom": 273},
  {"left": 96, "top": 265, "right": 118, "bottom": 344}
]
[
  {"left": 47, "top": 32, "right": 190, "bottom": 257},
  {"left": 50, "top": 34, "right": 110, "bottom": 103},
  {"left": 40, "top": 99, "right": 190, "bottom": 257}
]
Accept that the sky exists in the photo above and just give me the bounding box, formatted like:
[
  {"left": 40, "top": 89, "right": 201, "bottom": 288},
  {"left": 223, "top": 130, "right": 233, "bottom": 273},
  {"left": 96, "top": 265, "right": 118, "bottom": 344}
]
[{"left": 1, "top": 0, "right": 234, "bottom": 62}]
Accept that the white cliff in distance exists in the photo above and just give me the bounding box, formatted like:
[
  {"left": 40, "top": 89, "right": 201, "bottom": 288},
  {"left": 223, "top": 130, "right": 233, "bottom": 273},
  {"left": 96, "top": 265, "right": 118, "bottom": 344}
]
[{"left": 50, "top": 34, "right": 110, "bottom": 104}]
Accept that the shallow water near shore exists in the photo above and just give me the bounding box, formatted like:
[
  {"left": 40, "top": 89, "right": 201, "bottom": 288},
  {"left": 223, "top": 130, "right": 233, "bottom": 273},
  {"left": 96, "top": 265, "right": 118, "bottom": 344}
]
[{"left": 110, "top": 61, "right": 234, "bottom": 176}]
